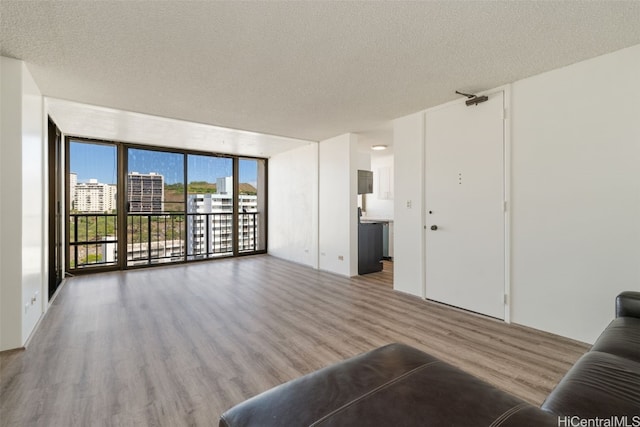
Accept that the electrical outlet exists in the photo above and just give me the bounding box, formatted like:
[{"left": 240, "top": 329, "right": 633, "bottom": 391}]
[
  {"left": 406, "top": 200, "right": 412, "bottom": 208},
  {"left": 338, "top": 255, "right": 344, "bottom": 261}
]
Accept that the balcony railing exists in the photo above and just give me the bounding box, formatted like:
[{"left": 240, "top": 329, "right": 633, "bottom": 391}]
[
  {"left": 187, "top": 212, "right": 259, "bottom": 259},
  {"left": 68, "top": 213, "right": 118, "bottom": 269},
  {"left": 127, "top": 213, "right": 186, "bottom": 266},
  {"left": 69, "top": 211, "right": 260, "bottom": 269},
  {"left": 238, "top": 212, "right": 259, "bottom": 253}
]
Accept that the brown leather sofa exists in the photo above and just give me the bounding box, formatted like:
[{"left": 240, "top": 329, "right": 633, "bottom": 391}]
[{"left": 219, "top": 292, "right": 640, "bottom": 426}]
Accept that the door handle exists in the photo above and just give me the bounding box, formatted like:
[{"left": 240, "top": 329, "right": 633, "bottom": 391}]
[{"left": 430, "top": 225, "right": 438, "bottom": 231}]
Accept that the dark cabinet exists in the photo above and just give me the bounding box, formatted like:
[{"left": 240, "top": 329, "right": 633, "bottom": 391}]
[
  {"left": 358, "top": 222, "right": 383, "bottom": 274},
  {"left": 358, "top": 170, "right": 373, "bottom": 194}
]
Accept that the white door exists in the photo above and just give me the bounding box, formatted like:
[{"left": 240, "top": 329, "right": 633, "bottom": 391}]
[{"left": 425, "top": 92, "right": 505, "bottom": 319}]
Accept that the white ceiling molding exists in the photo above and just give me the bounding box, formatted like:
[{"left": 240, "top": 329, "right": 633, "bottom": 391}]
[{"left": 47, "top": 98, "right": 314, "bottom": 158}]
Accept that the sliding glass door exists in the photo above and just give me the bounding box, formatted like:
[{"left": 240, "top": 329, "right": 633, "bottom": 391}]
[
  {"left": 238, "top": 158, "right": 267, "bottom": 253},
  {"left": 66, "top": 139, "right": 267, "bottom": 273},
  {"left": 126, "top": 148, "right": 185, "bottom": 266},
  {"left": 67, "top": 139, "right": 119, "bottom": 272},
  {"left": 186, "top": 154, "right": 234, "bottom": 259}
]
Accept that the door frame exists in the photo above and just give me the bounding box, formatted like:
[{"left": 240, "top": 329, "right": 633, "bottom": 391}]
[
  {"left": 47, "top": 117, "right": 64, "bottom": 299},
  {"left": 65, "top": 136, "right": 123, "bottom": 274},
  {"left": 422, "top": 85, "right": 512, "bottom": 322}
]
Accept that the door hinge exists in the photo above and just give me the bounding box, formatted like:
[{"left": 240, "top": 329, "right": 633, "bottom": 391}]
[
  {"left": 504, "top": 294, "right": 508, "bottom": 304},
  {"left": 503, "top": 201, "right": 508, "bottom": 212},
  {"left": 503, "top": 108, "right": 508, "bottom": 120}
]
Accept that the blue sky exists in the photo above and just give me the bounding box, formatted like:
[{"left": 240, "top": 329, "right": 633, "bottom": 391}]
[
  {"left": 70, "top": 142, "right": 258, "bottom": 185},
  {"left": 70, "top": 142, "right": 118, "bottom": 184}
]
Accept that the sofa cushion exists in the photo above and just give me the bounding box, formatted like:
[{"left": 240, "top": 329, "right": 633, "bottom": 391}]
[
  {"left": 220, "top": 343, "right": 557, "bottom": 427},
  {"left": 541, "top": 351, "right": 640, "bottom": 418},
  {"left": 591, "top": 317, "right": 640, "bottom": 364}
]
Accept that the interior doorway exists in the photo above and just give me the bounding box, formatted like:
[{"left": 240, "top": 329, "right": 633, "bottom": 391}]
[{"left": 358, "top": 147, "right": 394, "bottom": 287}]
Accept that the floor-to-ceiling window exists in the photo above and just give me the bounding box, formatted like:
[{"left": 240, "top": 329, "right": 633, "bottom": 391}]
[
  {"left": 186, "top": 154, "right": 235, "bottom": 260},
  {"left": 67, "top": 139, "right": 119, "bottom": 271},
  {"left": 126, "top": 148, "right": 186, "bottom": 266},
  {"left": 238, "top": 158, "right": 267, "bottom": 253},
  {"left": 66, "top": 138, "right": 267, "bottom": 273}
]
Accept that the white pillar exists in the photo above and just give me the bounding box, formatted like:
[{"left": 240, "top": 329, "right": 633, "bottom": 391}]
[{"left": 0, "top": 57, "right": 45, "bottom": 351}]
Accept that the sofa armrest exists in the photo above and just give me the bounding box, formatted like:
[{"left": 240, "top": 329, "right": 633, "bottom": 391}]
[{"left": 616, "top": 291, "right": 640, "bottom": 318}]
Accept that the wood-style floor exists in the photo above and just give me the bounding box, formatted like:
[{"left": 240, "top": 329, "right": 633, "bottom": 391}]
[{"left": 0, "top": 255, "right": 588, "bottom": 426}]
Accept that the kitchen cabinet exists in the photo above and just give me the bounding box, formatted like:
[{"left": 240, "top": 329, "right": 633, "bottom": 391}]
[{"left": 358, "top": 222, "right": 383, "bottom": 274}]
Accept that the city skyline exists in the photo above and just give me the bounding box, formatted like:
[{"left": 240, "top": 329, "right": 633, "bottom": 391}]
[{"left": 70, "top": 141, "right": 259, "bottom": 186}]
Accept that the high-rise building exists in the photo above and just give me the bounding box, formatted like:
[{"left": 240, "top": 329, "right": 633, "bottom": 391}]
[
  {"left": 186, "top": 177, "right": 258, "bottom": 257},
  {"left": 237, "top": 193, "right": 258, "bottom": 252},
  {"left": 216, "top": 176, "right": 233, "bottom": 194},
  {"left": 69, "top": 172, "right": 77, "bottom": 208},
  {"left": 127, "top": 172, "right": 164, "bottom": 212},
  {"left": 73, "top": 178, "right": 117, "bottom": 213}
]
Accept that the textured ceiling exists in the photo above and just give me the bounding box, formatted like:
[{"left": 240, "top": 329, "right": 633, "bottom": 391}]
[{"left": 2, "top": 1, "right": 640, "bottom": 145}]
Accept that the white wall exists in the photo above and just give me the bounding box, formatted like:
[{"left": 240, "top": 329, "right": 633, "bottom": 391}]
[
  {"left": 357, "top": 152, "right": 371, "bottom": 172},
  {"left": 391, "top": 44, "right": 640, "bottom": 344},
  {"left": 0, "top": 57, "right": 45, "bottom": 351},
  {"left": 1, "top": 57, "right": 23, "bottom": 350},
  {"left": 268, "top": 143, "right": 319, "bottom": 268},
  {"left": 318, "top": 133, "right": 358, "bottom": 276},
  {"left": 510, "top": 44, "right": 640, "bottom": 343},
  {"left": 365, "top": 151, "right": 394, "bottom": 219},
  {"left": 356, "top": 152, "right": 370, "bottom": 214},
  {"left": 21, "top": 60, "right": 45, "bottom": 342},
  {"left": 393, "top": 113, "right": 424, "bottom": 296}
]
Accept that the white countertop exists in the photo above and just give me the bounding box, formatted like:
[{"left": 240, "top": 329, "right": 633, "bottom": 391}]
[{"left": 360, "top": 217, "right": 393, "bottom": 223}]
